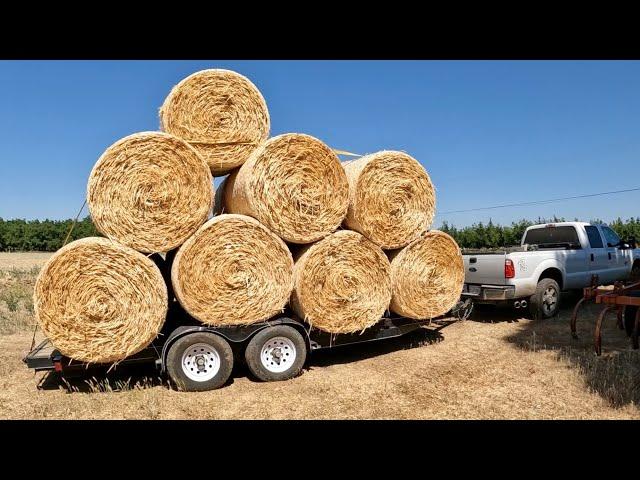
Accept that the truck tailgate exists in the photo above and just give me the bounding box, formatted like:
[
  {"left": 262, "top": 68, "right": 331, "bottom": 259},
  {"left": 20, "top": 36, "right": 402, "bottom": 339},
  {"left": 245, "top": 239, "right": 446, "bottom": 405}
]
[{"left": 463, "top": 253, "right": 506, "bottom": 285}]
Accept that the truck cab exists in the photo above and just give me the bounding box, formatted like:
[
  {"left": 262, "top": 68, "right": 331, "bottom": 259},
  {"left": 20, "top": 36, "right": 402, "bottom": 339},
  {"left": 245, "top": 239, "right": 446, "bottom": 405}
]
[{"left": 461, "top": 222, "right": 640, "bottom": 319}]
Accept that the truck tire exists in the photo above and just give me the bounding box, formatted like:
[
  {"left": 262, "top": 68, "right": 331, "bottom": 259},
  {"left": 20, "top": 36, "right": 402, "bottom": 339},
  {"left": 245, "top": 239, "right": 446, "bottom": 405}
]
[
  {"left": 245, "top": 325, "right": 307, "bottom": 382},
  {"left": 623, "top": 292, "right": 640, "bottom": 337},
  {"left": 631, "top": 262, "right": 640, "bottom": 282},
  {"left": 166, "top": 332, "right": 234, "bottom": 392},
  {"left": 529, "top": 278, "right": 561, "bottom": 320}
]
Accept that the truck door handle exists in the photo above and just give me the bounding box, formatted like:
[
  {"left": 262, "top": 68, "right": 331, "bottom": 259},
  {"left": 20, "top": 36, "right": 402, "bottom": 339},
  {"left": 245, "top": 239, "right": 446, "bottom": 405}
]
[
  {"left": 590, "top": 254, "right": 594, "bottom": 261},
  {"left": 608, "top": 252, "right": 612, "bottom": 260},
  {"left": 469, "top": 267, "right": 477, "bottom": 272},
  {"left": 470, "top": 258, "right": 477, "bottom": 264}
]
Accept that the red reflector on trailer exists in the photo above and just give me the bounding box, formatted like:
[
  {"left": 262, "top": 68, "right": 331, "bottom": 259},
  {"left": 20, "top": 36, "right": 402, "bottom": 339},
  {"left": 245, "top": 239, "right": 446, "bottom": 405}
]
[
  {"left": 505, "top": 259, "right": 515, "bottom": 279},
  {"left": 54, "top": 361, "right": 62, "bottom": 372}
]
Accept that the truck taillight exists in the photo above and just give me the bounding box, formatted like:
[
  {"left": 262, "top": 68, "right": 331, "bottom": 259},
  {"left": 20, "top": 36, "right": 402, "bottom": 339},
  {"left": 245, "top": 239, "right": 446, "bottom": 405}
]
[{"left": 505, "top": 259, "right": 515, "bottom": 279}]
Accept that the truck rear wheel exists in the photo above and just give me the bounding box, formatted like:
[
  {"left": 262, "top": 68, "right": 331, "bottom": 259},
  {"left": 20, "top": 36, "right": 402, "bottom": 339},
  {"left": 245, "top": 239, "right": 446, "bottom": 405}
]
[
  {"left": 166, "top": 332, "right": 234, "bottom": 392},
  {"left": 631, "top": 262, "right": 640, "bottom": 282},
  {"left": 623, "top": 292, "right": 640, "bottom": 337},
  {"left": 245, "top": 325, "right": 307, "bottom": 382},
  {"left": 529, "top": 278, "right": 561, "bottom": 320}
]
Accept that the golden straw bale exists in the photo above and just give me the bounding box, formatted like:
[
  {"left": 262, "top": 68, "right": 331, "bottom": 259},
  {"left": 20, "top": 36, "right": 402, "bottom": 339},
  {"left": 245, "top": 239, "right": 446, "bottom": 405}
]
[
  {"left": 343, "top": 151, "right": 435, "bottom": 249},
  {"left": 159, "top": 69, "right": 270, "bottom": 176},
  {"left": 291, "top": 230, "right": 391, "bottom": 333},
  {"left": 221, "top": 133, "right": 349, "bottom": 244},
  {"left": 171, "top": 214, "right": 293, "bottom": 326},
  {"left": 389, "top": 230, "right": 464, "bottom": 319},
  {"left": 87, "top": 131, "right": 213, "bottom": 253},
  {"left": 34, "top": 237, "right": 168, "bottom": 364}
]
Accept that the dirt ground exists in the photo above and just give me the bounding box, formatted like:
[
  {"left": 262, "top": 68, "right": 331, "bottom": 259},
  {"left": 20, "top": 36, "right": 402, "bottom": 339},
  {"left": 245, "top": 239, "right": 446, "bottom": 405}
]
[{"left": 0, "top": 252, "right": 638, "bottom": 419}]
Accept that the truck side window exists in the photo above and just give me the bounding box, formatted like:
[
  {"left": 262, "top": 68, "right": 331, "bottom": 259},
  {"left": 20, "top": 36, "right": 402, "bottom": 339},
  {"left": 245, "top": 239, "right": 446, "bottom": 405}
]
[
  {"left": 601, "top": 226, "right": 620, "bottom": 247},
  {"left": 585, "top": 226, "right": 604, "bottom": 248}
]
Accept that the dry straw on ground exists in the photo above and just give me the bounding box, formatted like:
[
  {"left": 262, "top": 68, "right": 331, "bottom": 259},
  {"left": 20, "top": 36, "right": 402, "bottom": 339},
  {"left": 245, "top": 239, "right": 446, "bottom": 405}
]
[
  {"left": 389, "top": 230, "right": 464, "bottom": 319},
  {"left": 159, "top": 69, "right": 270, "bottom": 176},
  {"left": 343, "top": 151, "right": 435, "bottom": 249},
  {"left": 221, "top": 133, "right": 349, "bottom": 244},
  {"left": 171, "top": 214, "right": 293, "bottom": 326},
  {"left": 33, "top": 237, "right": 168, "bottom": 364},
  {"left": 291, "top": 230, "right": 392, "bottom": 334},
  {"left": 87, "top": 131, "right": 213, "bottom": 254}
]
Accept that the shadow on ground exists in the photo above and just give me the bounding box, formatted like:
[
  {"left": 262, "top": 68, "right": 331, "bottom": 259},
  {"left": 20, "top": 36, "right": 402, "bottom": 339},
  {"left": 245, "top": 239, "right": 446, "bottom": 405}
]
[
  {"left": 307, "top": 327, "right": 444, "bottom": 369},
  {"left": 471, "top": 291, "right": 640, "bottom": 408},
  {"left": 38, "top": 363, "right": 169, "bottom": 393}
]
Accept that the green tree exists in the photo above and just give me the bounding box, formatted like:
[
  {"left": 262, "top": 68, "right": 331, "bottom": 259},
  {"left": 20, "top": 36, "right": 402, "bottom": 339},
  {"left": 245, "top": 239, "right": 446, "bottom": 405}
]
[
  {"left": 0, "top": 217, "right": 101, "bottom": 252},
  {"left": 436, "top": 217, "right": 640, "bottom": 249}
]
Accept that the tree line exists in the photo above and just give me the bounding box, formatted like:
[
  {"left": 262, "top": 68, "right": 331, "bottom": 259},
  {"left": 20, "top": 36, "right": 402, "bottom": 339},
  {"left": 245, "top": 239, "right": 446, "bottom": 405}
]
[
  {"left": 441, "top": 217, "right": 640, "bottom": 249},
  {"left": 0, "top": 217, "right": 100, "bottom": 252},
  {"left": 2, "top": 216, "right": 640, "bottom": 252}
]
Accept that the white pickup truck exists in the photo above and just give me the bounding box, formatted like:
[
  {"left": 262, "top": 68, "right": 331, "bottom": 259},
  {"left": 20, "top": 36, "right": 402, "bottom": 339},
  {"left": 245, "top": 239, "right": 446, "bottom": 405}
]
[{"left": 461, "top": 222, "right": 640, "bottom": 319}]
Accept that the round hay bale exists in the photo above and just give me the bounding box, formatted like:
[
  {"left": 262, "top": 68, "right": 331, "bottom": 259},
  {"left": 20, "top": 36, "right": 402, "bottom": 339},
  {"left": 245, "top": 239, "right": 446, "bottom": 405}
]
[
  {"left": 389, "top": 230, "right": 464, "bottom": 319},
  {"left": 34, "top": 237, "right": 168, "bottom": 364},
  {"left": 222, "top": 133, "right": 349, "bottom": 244},
  {"left": 159, "top": 69, "right": 270, "bottom": 176},
  {"left": 87, "top": 131, "right": 213, "bottom": 254},
  {"left": 291, "top": 230, "right": 392, "bottom": 334},
  {"left": 343, "top": 151, "right": 436, "bottom": 249},
  {"left": 171, "top": 214, "right": 293, "bottom": 326}
]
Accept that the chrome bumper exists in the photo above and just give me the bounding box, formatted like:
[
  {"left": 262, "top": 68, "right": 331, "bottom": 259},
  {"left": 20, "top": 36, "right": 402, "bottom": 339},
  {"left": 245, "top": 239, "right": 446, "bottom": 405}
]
[{"left": 461, "top": 284, "right": 516, "bottom": 301}]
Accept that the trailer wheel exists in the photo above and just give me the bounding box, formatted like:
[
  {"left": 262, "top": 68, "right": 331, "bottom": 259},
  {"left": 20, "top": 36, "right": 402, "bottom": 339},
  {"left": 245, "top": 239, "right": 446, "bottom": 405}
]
[
  {"left": 529, "top": 278, "right": 561, "bottom": 320},
  {"left": 245, "top": 325, "right": 307, "bottom": 382},
  {"left": 166, "top": 332, "right": 234, "bottom": 392}
]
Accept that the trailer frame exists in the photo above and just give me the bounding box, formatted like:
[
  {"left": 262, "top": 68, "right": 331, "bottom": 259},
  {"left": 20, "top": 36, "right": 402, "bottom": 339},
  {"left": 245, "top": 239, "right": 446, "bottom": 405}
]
[{"left": 23, "top": 299, "right": 472, "bottom": 387}]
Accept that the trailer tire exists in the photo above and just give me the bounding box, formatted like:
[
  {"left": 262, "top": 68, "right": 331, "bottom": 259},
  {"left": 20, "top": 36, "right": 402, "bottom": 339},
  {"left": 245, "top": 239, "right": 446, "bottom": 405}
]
[
  {"left": 529, "top": 278, "right": 561, "bottom": 320},
  {"left": 166, "top": 332, "right": 234, "bottom": 392},
  {"left": 245, "top": 325, "right": 307, "bottom": 382}
]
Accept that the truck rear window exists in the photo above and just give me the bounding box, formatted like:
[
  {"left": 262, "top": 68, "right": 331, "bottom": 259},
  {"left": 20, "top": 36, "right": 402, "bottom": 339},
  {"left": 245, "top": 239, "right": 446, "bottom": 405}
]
[{"left": 523, "top": 226, "right": 579, "bottom": 247}]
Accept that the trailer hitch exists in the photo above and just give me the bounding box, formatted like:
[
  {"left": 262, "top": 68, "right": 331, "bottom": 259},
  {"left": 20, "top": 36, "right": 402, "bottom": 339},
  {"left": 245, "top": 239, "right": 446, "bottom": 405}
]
[{"left": 451, "top": 298, "right": 473, "bottom": 321}]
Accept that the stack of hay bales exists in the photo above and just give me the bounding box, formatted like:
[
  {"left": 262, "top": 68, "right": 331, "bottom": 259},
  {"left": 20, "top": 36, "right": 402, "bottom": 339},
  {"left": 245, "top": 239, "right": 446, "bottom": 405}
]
[{"left": 34, "top": 68, "right": 464, "bottom": 364}]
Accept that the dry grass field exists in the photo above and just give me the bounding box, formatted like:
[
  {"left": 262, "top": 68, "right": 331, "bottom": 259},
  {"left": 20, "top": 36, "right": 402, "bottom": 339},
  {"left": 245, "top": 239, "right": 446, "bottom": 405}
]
[
  {"left": 0, "top": 253, "right": 45, "bottom": 335},
  {"left": 0, "top": 252, "right": 638, "bottom": 419},
  {"left": 0, "top": 252, "right": 52, "bottom": 270}
]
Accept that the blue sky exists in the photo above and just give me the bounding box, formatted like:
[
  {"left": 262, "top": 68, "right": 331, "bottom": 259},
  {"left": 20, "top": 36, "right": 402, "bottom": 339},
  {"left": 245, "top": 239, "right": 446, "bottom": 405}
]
[{"left": 0, "top": 60, "right": 638, "bottom": 228}]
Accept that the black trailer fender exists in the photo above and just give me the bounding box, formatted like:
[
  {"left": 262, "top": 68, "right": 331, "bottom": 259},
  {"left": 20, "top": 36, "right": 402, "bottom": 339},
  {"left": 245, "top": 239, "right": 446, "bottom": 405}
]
[{"left": 158, "top": 317, "right": 311, "bottom": 372}]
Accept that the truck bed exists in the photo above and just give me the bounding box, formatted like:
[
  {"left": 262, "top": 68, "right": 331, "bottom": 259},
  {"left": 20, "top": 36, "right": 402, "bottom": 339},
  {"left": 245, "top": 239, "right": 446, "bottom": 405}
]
[{"left": 462, "top": 246, "right": 526, "bottom": 255}]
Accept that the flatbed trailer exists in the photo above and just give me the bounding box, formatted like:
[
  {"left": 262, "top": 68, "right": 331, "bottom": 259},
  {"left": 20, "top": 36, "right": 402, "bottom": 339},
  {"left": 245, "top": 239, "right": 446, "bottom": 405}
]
[{"left": 24, "top": 299, "right": 472, "bottom": 391}]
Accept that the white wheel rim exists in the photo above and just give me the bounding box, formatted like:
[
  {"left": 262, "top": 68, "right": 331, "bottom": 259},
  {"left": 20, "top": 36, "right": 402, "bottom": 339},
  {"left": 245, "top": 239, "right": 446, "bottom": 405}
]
[
  {"left": 542, "top": 286, "right": 557, "bottom": 314},
  {"left": 181, "top": 342, "right": 221, "bottom": 382},
  {"left": 260, "top": 336, "right": 297, "bottom": 373}
]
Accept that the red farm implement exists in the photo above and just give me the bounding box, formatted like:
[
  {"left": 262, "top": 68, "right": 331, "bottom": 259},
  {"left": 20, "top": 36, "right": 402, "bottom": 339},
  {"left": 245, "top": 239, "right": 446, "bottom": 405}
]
[{"left": 571, "top": 275, "right": 640, "bottom": 355}]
